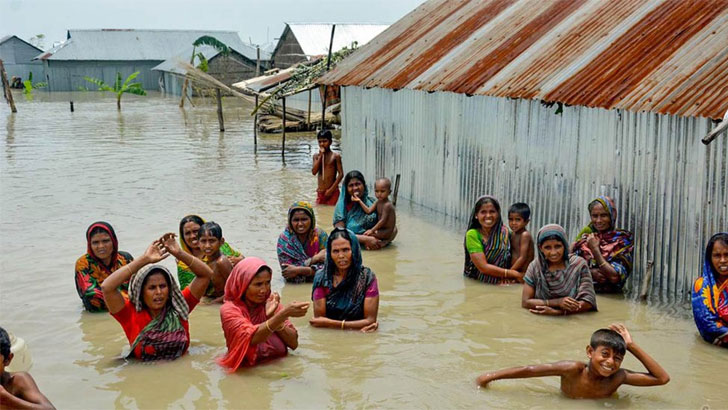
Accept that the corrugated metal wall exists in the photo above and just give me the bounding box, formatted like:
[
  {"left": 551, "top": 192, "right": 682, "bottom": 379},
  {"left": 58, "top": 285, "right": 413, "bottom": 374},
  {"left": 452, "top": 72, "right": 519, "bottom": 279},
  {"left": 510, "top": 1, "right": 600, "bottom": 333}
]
[
  {"left": 44, "top": 60, "right": 162, "bottom": 91},
  {"left": 341, "top": 86, "right": 727, "bottom": 302}
]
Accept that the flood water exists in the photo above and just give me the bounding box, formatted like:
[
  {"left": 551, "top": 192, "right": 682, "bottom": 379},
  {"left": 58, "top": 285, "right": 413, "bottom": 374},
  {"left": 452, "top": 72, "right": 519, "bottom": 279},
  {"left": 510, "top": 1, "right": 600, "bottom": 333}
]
[{"left": 1, "top": 91, "right": 726, "bottom": 409}]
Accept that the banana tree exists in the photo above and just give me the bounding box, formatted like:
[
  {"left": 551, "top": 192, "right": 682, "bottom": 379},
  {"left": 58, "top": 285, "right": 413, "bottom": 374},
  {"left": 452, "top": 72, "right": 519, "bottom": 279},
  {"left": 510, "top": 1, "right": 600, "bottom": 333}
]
[
  {"left": 180, "top": 35, "right": 230, "bottom": 107},
  {"left": 84, "top": 71, "right": 146, "bottom": 110},
  {"left": 22, "top": 72, "right": 47, "bottom": 99}
]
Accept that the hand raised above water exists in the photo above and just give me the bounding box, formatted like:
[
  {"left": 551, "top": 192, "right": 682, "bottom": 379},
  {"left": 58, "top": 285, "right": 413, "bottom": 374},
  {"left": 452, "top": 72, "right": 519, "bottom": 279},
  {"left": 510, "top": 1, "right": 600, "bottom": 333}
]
[
  {"left": 283, "top": 301, "right": 310, "bottom": 318},
  {"left": 143, "top": 239, "right": 169, "bottom": 263},
  {"left": 609, "top": 323, "right": 633, "bottom": 346},
  {"left": 159, "top": 232, "right": 182, "bottom": 256},
  {"left": 266, "top": 292, "right": 281, "bottom": 318}
]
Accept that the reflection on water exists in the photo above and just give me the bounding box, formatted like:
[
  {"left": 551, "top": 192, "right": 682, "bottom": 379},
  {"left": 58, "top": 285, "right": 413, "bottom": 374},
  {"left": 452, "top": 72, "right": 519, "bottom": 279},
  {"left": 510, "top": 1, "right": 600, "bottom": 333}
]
[{"left": 0, "top": 92, "right": 726, "bottom": 409}]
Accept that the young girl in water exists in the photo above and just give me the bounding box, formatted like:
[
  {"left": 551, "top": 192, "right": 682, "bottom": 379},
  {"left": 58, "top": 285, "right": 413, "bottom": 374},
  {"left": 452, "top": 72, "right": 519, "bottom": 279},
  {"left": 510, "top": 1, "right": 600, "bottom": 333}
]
[{"left": 198, "top": 222, "right": 233, "bottom": 304}]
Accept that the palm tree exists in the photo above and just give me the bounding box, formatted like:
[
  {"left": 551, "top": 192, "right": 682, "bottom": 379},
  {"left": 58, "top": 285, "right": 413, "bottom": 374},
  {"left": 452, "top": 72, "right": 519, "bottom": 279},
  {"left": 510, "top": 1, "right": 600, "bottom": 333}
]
[
  {"left": 84, "top": 71, "right": 146, "bottom": 110},
  {"left": 180, "top": 36, "right": 230, "bottom": 107}
]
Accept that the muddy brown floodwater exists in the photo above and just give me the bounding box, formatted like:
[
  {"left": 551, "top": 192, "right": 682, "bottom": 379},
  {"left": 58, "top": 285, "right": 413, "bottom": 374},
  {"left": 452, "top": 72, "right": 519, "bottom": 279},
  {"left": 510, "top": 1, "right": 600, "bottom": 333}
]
[{"left": 1, "top": 91, "right": 726, "bottom": 409}]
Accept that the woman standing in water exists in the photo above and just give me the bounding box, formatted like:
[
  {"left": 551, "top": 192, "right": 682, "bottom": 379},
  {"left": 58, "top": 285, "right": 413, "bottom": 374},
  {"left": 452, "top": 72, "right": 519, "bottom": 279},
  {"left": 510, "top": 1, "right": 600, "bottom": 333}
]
[
  {"left": 522, "top": 224, "right": 597, "bottom": 315},
  {"left": 572, "top": 196, "right": 634, "bottom": 293},
  {"left": 218, "top": 257, "right": 309, "bottom": 372},
  {"left": 310, "top": 228, "right": 379, "bottom": 332},
  {"left": 463, "top": 196, "right": 520, "bottom": 284},
  {"left": 333, "top": 171, "right": 382, "bottom": 250},
  {"left": 692, "top": 232, "right": 728, "bottom": 347},
  {"left": 277, "top": 201, "right": 328, "bottom": 283},
  {"left": 75, "top": 222, "right": 134, "bottom": 312},
  {"left": 101, "top": 233, "right": 212, "bottom": 361}
]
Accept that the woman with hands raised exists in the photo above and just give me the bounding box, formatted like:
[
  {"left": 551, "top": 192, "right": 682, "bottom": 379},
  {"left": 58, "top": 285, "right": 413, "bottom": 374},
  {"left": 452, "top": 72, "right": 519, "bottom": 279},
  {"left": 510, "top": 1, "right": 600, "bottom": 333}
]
[{"left": 101, "top": 233, "right": 212, "bottom": 361}]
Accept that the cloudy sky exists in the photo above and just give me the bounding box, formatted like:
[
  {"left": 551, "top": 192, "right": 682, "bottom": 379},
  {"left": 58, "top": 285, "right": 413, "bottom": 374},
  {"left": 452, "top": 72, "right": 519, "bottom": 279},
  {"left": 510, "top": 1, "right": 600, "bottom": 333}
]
[{"left": 1, "top": 0, "right": 425, "bottom": 49}]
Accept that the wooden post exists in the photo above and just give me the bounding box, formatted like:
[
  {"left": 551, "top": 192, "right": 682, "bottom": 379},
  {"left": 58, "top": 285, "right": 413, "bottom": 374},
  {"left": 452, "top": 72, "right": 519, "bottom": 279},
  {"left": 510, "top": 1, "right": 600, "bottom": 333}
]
[
  {"left": 256, "top": 47, "right": 261, "bottom": 77},
  {"left": 320, "top": 24, "right": 336, "bottom": 130},
  {"left": 282, "top": 97, "right": 286, "bottom": 158},
  {"left": 639, "top": 260, "right": 654, "bottom": 300},
  {"left": 216, "top": 88, "right": 225, "bottom": 132},
  {"left": 0, "top": 59, "right": 17, "bottom": 113},
  {"left": 70, "top": 101, "right": 74, "bottom": 112},
  {"left": 253, "top": 94, "right": 258, "bottom": 146},
  {"left": 393, "top": 174, "right": 401, "bottom": 206},
  {"left": 307, "top": 89, "right": 312, "bottom": 127}
]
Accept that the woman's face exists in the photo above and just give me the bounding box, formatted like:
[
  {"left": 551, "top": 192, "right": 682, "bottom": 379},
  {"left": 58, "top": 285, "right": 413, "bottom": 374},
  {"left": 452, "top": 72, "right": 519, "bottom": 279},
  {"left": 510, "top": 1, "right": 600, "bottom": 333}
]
[
  {"left": 183, "top": 221, "right": 201, "bottom": 249},
  {"left": 290, "top": 210, "right": 312, "bottom": 236},
  {"left": 331, "top": 237, "right": 352, "bottom": 272},
  {"left": 711, "top": 240, "right": 728, "bottom": 277},
  {"left": 346, "top": 177, "right": 364, "bottom": 199},
  {"left": 476, "top": 202, "right": 498, "bottom": 230},
  {"left": 540, "top": 238, "right": 565, "bottom": 265},
  {"left": 143, "top": 273, "right": 169, "bottom": 311},
  {"left": 589, "top": 203, "right": 612, "bottom": 232},
  {"left": 90, "top": 232, "right": 113, "bottom": 260},
  {"left": 244, "top": 269, "right": 271, "bottom": 305}
]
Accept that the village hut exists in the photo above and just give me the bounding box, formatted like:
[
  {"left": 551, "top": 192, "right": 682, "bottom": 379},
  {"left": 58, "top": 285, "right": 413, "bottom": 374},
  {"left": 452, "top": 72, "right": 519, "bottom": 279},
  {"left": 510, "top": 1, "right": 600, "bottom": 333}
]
[
  {"left": 152, "top": 45, "right": 271, "bottom": 96},
  {"left": 320, "top": 0, "right": 728, "bottom": 301},
  {"left": 35, "top": 29, "right": 255, "bottom": 91},
  {"left": 0, "top": 35, "right": 43, "bottom": 83}
]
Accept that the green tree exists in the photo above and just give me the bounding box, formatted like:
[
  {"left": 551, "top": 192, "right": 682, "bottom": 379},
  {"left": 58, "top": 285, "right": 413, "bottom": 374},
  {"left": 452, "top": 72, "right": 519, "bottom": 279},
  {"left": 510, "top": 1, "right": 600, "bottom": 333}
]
[
  {"left": 180, "top": 36, "right": 230, "bottom": 107},
  {"left": 84, "top": 71, "right": 146, "bottom": 110},
  {"left": 22, "top": 72, "right": 47, "bottom": 99}
]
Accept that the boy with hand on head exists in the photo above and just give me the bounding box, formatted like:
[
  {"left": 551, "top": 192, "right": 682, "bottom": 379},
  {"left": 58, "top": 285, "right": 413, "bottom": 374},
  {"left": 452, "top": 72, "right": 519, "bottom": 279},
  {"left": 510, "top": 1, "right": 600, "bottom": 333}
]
[
  {"left": 353, "top": 177, "right": 397, "bottom": 243},
  {"left": 476, "top": 323, "right": 670, "bottom": 399},
  {"left": 508, "top": 203, "right": 534, "bottom": 274},
  {"left": 311, "top": 130, "right": 343, "bottom": 206},
  {"left": 0, "top": 327, "right": 55, "bottom": 409}
]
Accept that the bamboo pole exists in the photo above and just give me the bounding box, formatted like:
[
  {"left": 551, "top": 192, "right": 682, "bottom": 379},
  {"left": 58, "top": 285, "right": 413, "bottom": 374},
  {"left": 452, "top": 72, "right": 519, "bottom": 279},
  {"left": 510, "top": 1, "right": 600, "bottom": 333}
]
[
  {"left": 0, "top": 60, "right": 17, "bottom": 113},
  {"left": 393, "top": 174, "right": 401, "bottom": 206},
  {"left": 307, "top": 89, "right": 312, "bottom": 126},
  {"left": 254, "top": 94, "right": 258, "bottom": 146},
  {"left": 256, "top": 47, "right": 261, "bottom": 77},
  {"left": 216, "top": 88, "right": 225, "bottom": 132},
  {"left": 320, "top": 24, "right": 336, "bottom": 130},
  {"left": 282, "top": 96, "right": 286, "bottom": 158}
]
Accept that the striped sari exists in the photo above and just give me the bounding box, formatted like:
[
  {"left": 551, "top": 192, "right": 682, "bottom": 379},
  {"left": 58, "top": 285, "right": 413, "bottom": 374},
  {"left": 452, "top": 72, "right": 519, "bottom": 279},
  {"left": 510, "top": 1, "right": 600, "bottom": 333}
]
[{"left": 463, "top": 196, "right": 512, "bottom": 284}]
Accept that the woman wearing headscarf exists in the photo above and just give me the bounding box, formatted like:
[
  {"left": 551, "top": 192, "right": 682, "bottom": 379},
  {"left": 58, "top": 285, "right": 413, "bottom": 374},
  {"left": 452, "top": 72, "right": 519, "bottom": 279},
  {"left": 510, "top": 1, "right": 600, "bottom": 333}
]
[
  {"left": 692, "top": 232, "right": 728, "bottom": 347},
  {"left": 572, "top": 196, "right": 634, "bottom": 293},
  {"left": 75, "top": 221, "right": 134, "bottom": 312},
  {"left": 333, "top": 171, "right": 382, "bottom": 250},
  {"left": 310, "top": 227, "right": 379, "bottom": 332},
  {"left": 277, "top": 201, "right": 328, "bottom": 283},
  {"left": 101, "top": 233, "right": 211, "bottom": 361},
  {"left": 522, "top": 224, "right": 597, "bottom": 316},
  {"left": 463, "top": 196, "right": 520, "bottom": 284},
  {"left": 218, "top": 258, "right": 309, "bottom": 372},
  {"left": 177, "top": 215, "right": 243, "bottom": 290}
]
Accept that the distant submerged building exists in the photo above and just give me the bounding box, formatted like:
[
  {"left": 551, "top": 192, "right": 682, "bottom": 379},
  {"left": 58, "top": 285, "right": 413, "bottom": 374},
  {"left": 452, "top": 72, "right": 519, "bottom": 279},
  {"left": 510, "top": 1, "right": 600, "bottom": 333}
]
[{"left": 0, "top": 35, "right": 43, "bottom": 82}]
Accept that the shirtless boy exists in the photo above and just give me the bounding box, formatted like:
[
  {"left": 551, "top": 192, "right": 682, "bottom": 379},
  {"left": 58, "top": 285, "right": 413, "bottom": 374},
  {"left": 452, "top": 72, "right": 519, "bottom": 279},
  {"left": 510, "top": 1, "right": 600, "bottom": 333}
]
[
  {"left": 353, "top": 178, "right": 397, "bottom": 244},
  {"left": 476, "top": 323, "right": 670, "bottom": 399},
  {"left": 0, "top": 327, "right": 54, "bottom": 409},
  {"left": 508, "top": 203, "right": 534, "bottom": 274},
  {"left": 311, "top": 130, "right": 343, "bottom": 205},
  {"left": 197, "top": 222, "right": 233, "bottom": 304}
]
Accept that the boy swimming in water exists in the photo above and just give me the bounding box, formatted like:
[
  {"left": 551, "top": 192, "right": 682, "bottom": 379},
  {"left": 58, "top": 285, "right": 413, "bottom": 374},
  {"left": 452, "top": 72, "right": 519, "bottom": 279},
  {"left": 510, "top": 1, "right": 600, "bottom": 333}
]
[
  {"left": 476, "top": 323, "right": 669, "bottom": 399},
  {"left": 312, "top": 130, "right": 343, "bottom": 205},
  {"left": 197, "top": 222, "right": 233, "bottom": 304},
  {"left": 353, "top": 177, "right": 397, "bottom": 243},
  {"left": 0, "top": 327, "right": 54, "bottom": 409},
  {"left": 508, "top": 202, "right": 534, "bottom": 274}
]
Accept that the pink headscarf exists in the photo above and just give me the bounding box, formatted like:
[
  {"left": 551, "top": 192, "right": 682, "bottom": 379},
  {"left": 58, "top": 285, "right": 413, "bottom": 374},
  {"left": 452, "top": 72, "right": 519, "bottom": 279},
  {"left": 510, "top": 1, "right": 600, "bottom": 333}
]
[{"left": 217, "top": 257, "right": 291, "bottom": 372}]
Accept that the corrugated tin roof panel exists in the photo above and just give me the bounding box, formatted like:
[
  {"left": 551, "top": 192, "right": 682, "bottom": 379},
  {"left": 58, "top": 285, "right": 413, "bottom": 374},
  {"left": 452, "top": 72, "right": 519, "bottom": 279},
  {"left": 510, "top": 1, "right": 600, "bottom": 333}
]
[
  {"left": 287, "top": 23, "right": 389, "bottom": 57},
  {"left": 40, "top": 29, "right": 268, "bottom": 62},
  {"left": 151, "top": 45, "right": 257, "bottom": 75},
  {"left": 320, "top": 0, "right": 728, "bottom": 119}
]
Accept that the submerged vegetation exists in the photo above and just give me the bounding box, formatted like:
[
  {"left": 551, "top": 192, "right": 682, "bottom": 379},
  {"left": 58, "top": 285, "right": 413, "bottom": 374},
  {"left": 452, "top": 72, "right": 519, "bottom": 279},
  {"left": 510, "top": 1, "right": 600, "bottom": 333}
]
[
  {"left": 22, "top": 72, "right": 47, "bottom": 100},
  {"left": 83, "top": 71, "right": 146, "bottom": 110}
]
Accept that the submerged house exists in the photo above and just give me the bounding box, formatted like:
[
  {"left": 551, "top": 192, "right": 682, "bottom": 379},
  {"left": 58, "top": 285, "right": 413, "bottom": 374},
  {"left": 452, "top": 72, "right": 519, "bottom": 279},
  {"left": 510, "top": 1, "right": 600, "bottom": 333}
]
[
  {"left": 321, "top": 0, "right": 728, "bottom": 301},
  {"left": 271, "top": 23, "right": 389, "bottom": 69},
  {"left": 0, "top": 35, "right": 43, "bottom": 82},
  {"left": 36, "top": 29, "right": 257, "bottom": 91}
]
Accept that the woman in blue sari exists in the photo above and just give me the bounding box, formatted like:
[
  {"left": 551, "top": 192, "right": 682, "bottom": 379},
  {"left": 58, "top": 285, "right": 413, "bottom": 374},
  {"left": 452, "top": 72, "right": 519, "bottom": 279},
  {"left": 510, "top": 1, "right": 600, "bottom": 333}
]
[
  {"left": 692, "top": 232, "right": 728, "bottom": 347},
  {"left": 333, "top": 171, "right": 382, "bottom": 250}
]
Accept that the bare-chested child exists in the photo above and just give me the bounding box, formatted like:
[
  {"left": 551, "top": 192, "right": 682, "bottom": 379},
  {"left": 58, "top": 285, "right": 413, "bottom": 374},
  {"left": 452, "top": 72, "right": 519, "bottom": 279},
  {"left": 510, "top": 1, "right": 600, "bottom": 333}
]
[
  {"left": 311, "top": 130, "right": 343, "bottom": 205},
  {"left": 508, "top": 203, "right": 534, "bottom": 274},
  {"left": 197, "top": 222, "right": 233, "bottom": 304},
  {"left": 476, "top": 323, "right": 670, "bottom": 399},
  {"left": 0, "top": 327, "right": 54, "bottom": 409},
  {"left": 353, "top": 178, "right": 397, "bottom": 244}
]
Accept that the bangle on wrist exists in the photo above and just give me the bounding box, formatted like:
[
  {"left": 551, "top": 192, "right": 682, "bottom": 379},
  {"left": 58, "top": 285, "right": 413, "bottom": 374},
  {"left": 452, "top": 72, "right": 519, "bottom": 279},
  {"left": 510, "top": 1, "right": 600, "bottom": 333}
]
[
  {"left": 276, "top": 322, "right": 286, "bottom": 331},
  {"left": 599, "top": 260, "right": 609, "bottom": 267},
  {"left": 341, "top": 320, "right": 346, "bottom": 330},
  {"left": 265, "top": 320, "right": 274, "bottom": 332}
]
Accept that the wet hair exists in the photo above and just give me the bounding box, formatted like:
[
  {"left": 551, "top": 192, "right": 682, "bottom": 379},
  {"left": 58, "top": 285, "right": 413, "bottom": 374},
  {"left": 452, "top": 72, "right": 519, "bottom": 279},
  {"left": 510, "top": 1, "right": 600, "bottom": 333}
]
[
  {"left": 328, "top": 227, "right": 352, "bottom": 244},
  {"left": 343, "top": 170, "right": 367, "bottom": 200},
  {"left": 0, "top": 326, "right": 9, "bottom": 358},
  {"left": 590, "top": 329, "right": 626, "bottom": 355},
  {"left": 317, "top": 129, "right": 333, "bottom": 141},
  {"left": 706, "top": 232, "right": 728, "bottom": 276},
  {"left": 467, "top": 196, "right": 502, "bottom": 231},
  {"left": 508, "top": 202, "right": 531, "bottom": 220},
  {"left": 197, "top": 221, "right": 223, "bottom": 239},
  {"left": 375, "top": 177, "right": 392, "bottom": 191}
]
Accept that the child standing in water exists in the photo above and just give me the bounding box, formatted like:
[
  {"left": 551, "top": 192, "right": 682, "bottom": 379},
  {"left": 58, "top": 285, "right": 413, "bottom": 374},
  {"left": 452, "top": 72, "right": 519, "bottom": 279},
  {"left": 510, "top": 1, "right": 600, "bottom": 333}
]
[
  {"left": 312, "top": 130, "right": 343, "bottom": 205},
  {"left": 198, "top": 222, "right": 233, "bottom": 303},
  {"left": 353, "top": 177, "right": 397, "bottom": 244},
  {"left": 508, "top": 203, "right": 534, "bottom": 274},
  {"left": 476, "top": 324, "right": 670, "bottom": 399},
  {"left": 0, "top": 327, "right": 54, "bottom": 409}
]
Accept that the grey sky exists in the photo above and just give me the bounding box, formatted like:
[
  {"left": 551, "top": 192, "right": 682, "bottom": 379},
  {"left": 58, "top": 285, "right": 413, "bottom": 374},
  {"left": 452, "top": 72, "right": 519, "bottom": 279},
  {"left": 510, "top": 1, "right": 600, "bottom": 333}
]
[{"left": 1, "top": 0, "right": 425, "bottom": 50}]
